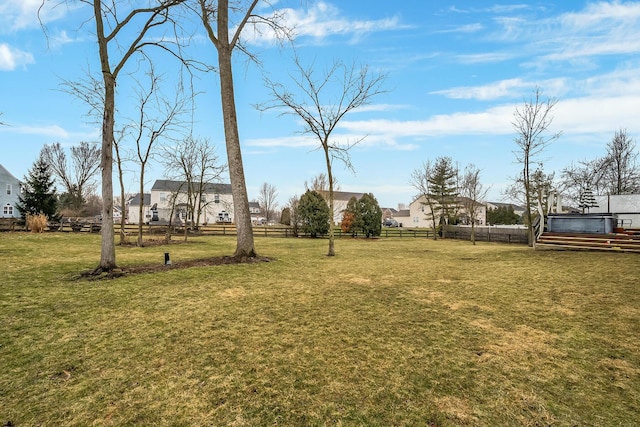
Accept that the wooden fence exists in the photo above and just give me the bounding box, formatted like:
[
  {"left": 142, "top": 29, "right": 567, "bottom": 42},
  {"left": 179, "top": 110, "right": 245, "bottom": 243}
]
[{"left": 1, "top": 219, "right": 527, "bottom": 245}]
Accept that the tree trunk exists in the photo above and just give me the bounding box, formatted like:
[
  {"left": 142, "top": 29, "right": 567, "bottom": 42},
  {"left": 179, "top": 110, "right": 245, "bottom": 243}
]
[
  {"left": 324, "top": 141, "right": 335, "bottom": 256},
  {"left": 217, "top": 7, "right": 255, "bottom": 258},
  {"left": 137, "top": 168, "right": 145, "bottom": 247},
  {"left": 95, "top": 0, "right": 116, "bottom": 271}
]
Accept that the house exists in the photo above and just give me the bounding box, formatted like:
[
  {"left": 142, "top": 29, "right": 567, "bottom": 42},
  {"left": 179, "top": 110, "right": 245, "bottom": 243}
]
[
  {"left": 127, "top": 193, "right": 151, "bottom": 225},
  {"left": 249, "top": 201, "right": 263, "bottom": 224},
  {"left": 128, "top": 179, "right": 234, "bottom": 225},
  {"left": 317, "top": 190, "right": 365, "bottom": 224},
  {"left": 394, "top": 195, "right": 486, "bottom": 229},
  {"left": 381, "top": 207, "right": 398, "bottom": 221},
  {"left": 0, "top": 164, "right": 21, "bottom": 219}
]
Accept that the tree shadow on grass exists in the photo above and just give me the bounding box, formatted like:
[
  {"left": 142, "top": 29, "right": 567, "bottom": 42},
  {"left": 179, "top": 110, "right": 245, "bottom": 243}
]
[{"left": 78, "top": 254, "right": 273, "bottom": 280}]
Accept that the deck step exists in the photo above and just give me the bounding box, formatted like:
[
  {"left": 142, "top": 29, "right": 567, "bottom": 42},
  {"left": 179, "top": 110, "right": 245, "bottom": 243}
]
[{"left": 536, "top": 232, "right": 640, "bottom": 253}]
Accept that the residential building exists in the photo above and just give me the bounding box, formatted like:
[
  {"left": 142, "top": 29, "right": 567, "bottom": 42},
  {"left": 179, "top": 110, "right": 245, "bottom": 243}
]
[
  {"left": 249, "top": 201, "right": 263, "bottom": 224},
  {"left": 317, "top": 190, "right": 365, "bottom": 224},
  {"left": 128, "top": 179, "right": 234, "bottom": 225},
  {"left": 394, "top": 195, "right": 486, "bottom": 229},
  {"left": 0, "top": 164, "right": 21, "bottom": 218}
]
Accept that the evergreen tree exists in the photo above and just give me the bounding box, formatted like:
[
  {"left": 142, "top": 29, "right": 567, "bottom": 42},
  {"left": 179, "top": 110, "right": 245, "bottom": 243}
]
[
  {"left": 16, "top": 154, "right": 59, "bottom": 220},
  {"left": 428, "top": 156, "right": 459, "bottom": 235},
  {"left": 358, "top": 193, "right": 382, "bottom": 238},
  {"left": 280, "top": 207, "right": 291, "bottom": 225},
  {"left": 298, "top": 190, "right": 331, "bottom": 238},
  {"left": 487, "top": 205, "right": 520, "bottom": 225}
]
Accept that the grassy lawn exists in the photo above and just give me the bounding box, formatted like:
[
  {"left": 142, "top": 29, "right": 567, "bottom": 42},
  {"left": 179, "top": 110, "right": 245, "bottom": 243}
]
[{"left": 1, "top": 233, "right": 639, "bottom": 426}]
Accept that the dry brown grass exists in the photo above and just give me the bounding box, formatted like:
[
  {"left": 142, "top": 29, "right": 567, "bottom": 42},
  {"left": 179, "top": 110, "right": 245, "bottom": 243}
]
[{"left": 1, "top": 233, "right": 639, "bottom": 426}]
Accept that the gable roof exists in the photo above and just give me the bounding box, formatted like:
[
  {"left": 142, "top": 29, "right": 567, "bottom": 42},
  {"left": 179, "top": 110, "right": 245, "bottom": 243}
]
[
  {"left": 0, "top": 163, "right": 20, "bottom": 183},
  {"left": 151, "top": 179, "right": 232, "bottom": 194},
  {"left": 129, "top": 193, "right": 151, "bottom": 206},
  {"left": 317, "top": 190, "right": 366, "bottom": 202}
]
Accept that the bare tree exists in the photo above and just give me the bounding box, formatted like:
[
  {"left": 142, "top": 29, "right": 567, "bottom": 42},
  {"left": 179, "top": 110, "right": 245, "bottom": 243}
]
[
  {"left": 259, "top": 56, "right": 386, "bottom": 256},
  {"left": 42, "top": 0, "right": 188, "bottom": 272},
  {"left": 196, "top": 0, "right": 290, "bottom": 259},
  {"left": 460, "top": 164, "right": 489, "bottom": 245},
  {"left": 128, "top": 67, "right": 188, "bottom": 246},
  {"left": 410, "top": 160, "right": 439, "bottom": 240},
  {"left": 257, "top": 182, "right": 278, "bottom": 223},
  {"left": 42, "top": 141, "right": 101, "bottom": 215},
  {"left": 510, "top": 87, "right": 561, "bottom": 246},
  {"left": 287, "top": 194, "right": 301, "bottom": 237},
  {"left": 162, "top": 135, "right": 227, "bottom": 240},
  {"left": 601, "top": 129, "right": 640, "bottom": 195}
]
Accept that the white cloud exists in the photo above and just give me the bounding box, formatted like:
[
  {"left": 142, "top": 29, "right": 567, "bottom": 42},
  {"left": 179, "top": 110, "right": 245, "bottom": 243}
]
[
  {"left": 0, "top": 0, "right": 72, "bottom": 32},
  {"left": 0, "top": 122, "right": 99, "bottom": 140},
  {"left": 0, "top": 43, "right": 34, "bottom": 71},
  {"left": 455, "top": 52, "right": 515, "bottom": 64},
  {"left": 244, "top": 1, "right": 406, "bottom": 45},
  {"left": 500, "top": 1, "right": 640, "bottom": 63},
  {"left": 431, "top": 77, "right": 569, "bottom": 101}
]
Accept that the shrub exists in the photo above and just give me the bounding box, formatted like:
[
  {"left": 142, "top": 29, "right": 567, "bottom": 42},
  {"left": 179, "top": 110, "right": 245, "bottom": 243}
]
[{"left": 26, "top": 213, "right": 48, "bottom": 233}]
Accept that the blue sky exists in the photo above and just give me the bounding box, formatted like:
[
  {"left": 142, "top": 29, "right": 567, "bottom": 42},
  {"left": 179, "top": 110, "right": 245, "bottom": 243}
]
[{"left": 1, "top": 1, "right": 640, "bottom": 209}]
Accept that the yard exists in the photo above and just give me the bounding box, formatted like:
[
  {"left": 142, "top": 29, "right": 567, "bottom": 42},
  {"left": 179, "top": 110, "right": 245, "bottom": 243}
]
[{"left": 1, "top": 233, "right": 639, "bottom": 426}]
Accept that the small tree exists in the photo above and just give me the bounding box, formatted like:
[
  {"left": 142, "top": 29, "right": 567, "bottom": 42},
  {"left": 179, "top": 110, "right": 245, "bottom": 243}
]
[
  {"left": 298, "top": 190, "right": 330, "bottom": 238},
  {"left": 460, "top": 164, "right": 489, "bottom": 245},
  {"left": 411, "top": 160, "right": 439, "bottom": 240},
  {"left": 343, "top": 196, "right": 360, "bottom": 236},
  {"left": 42, "top": 141, "right": 101, "bottom": 215},
  {"left": 358, "top": 193, "right": 382, "bottom": 238},
  {"left": 16, "top": 154, "right": 59, "bottom": 222},
  {"left": 288, "top": 195, "right": 301, "bottom": 237},
  {"left": 280, "top": 207, "right": 291, "bottom": 226},
  {"left": 260, "top": 56, "right": 386, "bottom": 256},
  {"left": 510, "top": 87, "right": 561, "bottom": 246},
  {"left": 258, "top": 182, "right": 278, "bottom": 223}
]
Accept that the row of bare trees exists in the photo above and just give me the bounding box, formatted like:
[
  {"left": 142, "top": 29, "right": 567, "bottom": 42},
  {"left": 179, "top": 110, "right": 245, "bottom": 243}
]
[{"left": 39, "top": 0, "right": 386, "bottom": 270}]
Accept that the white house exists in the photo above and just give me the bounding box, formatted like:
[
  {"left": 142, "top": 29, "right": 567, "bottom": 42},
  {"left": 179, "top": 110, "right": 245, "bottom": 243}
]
[
  {"left": 317, "top": 190, "right": 365, "bottom": 224},
  {"left": 394, "top": 195, "right": 487, "bottom": 229},
  {"left": 128, "top": 179, "right": 234, "bottom": 225},
  {"left": 0, "top": 164, "right": 21, "bottom": 218}
]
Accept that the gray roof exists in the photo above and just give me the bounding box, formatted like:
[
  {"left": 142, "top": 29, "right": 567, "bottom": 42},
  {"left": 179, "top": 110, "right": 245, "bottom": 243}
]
[
  {"left": 129, "top": 193, "right": 151, "bottom": 206},
  {"left": 317, "top": 190, "right": 366, "bottom": 201},
  {"left": 151, "top": 179, "right": 232, "bottom": 194},
  {"left": 0, "top": 163, "right": 20, "bottom": 182}
]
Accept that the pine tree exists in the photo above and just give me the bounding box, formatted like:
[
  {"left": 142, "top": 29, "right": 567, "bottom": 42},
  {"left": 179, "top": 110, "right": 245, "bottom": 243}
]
[
  {"left": 578, "top": 188, "right": 598, "bottom": 213},
  {"left": 427, "top": 156, "right": 459, "bottom": 236},
  {"left": 16, "top": 155, "right": 59, "bottom": 221},
  {"left": 358, "top": 193, "right": 382, "bottom": 238},
  {"left": 298, "top": 190, "right": 331, "bottom": 238}
]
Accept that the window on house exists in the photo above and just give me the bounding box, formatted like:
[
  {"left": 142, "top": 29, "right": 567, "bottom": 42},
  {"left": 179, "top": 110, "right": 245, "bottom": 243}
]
[
  {"left": 201, "top": 194, "right": 207, "bottom": 203},
  {"left": 214, "top": 194, "right": 220, "bottom": 204},
  {"left": 160, "top": 193, "right": 166, "bottom": 203},
  {"left": 6, "top": 184, "right": 11, "bottom": 195},
  {"left": 4, "top": 204, "right": 13, "bottom": 215},
  {"left": 413, "top": 217, "right": 419, "bottom": 223}
]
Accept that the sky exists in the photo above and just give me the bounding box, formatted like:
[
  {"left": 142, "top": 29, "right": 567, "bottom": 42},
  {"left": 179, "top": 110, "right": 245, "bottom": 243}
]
[{"left": 1, "top": 0, "right": 640, "bottom": 210}]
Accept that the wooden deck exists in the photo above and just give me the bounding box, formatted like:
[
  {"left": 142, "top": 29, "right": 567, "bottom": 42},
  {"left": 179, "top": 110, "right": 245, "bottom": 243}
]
[{"left": 535, "top": 230, "right": 640, "bottom": 253}]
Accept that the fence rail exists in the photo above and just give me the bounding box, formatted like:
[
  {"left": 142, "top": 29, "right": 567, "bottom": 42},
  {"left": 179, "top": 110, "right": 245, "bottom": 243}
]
[{"left": 1, "top": 219, "right": 527, "bottom": 244}]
